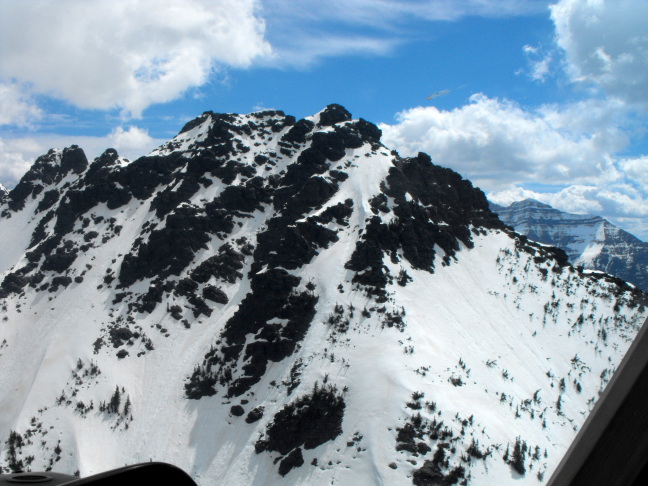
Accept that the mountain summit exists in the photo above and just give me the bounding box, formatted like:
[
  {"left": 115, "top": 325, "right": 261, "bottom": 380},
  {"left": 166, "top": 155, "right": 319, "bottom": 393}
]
[{"left": 0, "top": 105, "right": 646, "bottom": 485}]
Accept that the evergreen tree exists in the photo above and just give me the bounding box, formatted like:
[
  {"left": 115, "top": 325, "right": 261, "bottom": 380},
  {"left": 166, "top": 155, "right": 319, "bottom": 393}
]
[
  {"left": 108, "top": 386, "right": 121, "bottom": 414},
  {"left": 123, "top": 395, "right": 131, "bottom": 417},
  {"left": 509, "top": 437, "right": 527, "bottom": 475}
]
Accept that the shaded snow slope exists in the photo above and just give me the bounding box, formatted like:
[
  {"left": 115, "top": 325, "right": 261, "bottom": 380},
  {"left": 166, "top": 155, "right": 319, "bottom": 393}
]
[{"left": 0, "top": 106, "right": 646, "bottom": 485}]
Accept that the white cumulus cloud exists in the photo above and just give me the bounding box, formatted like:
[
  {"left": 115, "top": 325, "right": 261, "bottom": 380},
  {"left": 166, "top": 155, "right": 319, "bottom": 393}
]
[
  {"left": 0, "top": 137, "right": 41, "bottom": 184},
  {"left": 380, "top": 94, "right": 625, "bottom": 189},
  {"left": 108, "top": 126, "right": 159, "bottom": 159},
  {"left": 0, "top": 82, "right": 42, "bottom": 127},
  {"left": 551, "top": 0, "right": 648, "bottom": 112},
  {"left": 0, "top": 0, "right": 270, "bottom": 117},
  {"left": 381, "top": 94, "right": 648, "bottom": 240}
]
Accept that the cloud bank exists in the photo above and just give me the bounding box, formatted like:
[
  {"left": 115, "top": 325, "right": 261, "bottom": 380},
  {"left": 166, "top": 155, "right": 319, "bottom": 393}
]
[
  {"left": 551, "top": 0, "right": 648, "bottom": 112},
  {"left": 0, "top": 0, "right": 270, "bottom": 119},
  {"left": 0, "top": 81, "right": 42, "bottom": 127},
  {"left": 382, "top": 95, "right": 627, "bottom": 187},
  {"left": 381, "top": 94, "right": 647, "bottom": 239}
]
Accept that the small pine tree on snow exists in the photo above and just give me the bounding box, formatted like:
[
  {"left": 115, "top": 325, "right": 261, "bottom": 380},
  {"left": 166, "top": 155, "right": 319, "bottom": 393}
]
[
  {"left": 123, "top": 395, "right": 131, "bottom": 417},
  {"left": 509, "top": 437, "right": 527, "bottom": 475},
  {"left": 108, "top": 386, "right": 121, "bottom": 414}
]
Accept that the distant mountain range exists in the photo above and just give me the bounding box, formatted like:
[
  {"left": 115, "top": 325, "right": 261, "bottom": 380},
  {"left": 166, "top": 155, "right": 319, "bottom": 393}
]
[{"left": 490, "top": 199, "right": 647, "bottom": 292}]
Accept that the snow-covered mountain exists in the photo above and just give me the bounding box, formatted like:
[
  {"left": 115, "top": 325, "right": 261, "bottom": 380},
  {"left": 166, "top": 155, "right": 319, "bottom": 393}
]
[
  {"left": 490, "top": 199, "right": 648, "bottom": 292},
  {"left": 0, "top": 105, "right": 646, "bottom": 485},
  {"left": 0, "top": 183, "right": 7, "bottom": 200}
]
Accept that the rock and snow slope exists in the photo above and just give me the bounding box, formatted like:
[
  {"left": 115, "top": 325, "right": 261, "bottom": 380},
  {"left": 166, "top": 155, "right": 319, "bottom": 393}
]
[
  {"left": 491, "top": 198, "right": 648, "bottom": 292},
  {"left": 0, "top": 105, "right": 646, "bottom": 485}
]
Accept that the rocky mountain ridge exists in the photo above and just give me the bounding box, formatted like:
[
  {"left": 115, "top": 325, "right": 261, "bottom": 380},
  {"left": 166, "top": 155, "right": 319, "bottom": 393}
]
[{"left": 0, "top": 105, "right": 646, "bottom": 485}]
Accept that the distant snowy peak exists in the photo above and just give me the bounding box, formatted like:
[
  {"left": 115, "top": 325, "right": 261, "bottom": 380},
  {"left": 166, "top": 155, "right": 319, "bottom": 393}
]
[
  {"left": 490, "top": 199, "right": 601, "bottom": 230},
  {"left": 491, "top": 198, "right": 648, "bottom": 291}
]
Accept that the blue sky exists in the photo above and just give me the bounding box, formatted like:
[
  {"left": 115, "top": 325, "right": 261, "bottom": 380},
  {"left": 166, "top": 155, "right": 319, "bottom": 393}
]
[{"left": 1, "top": 0, "right": 647, "bottom": 240}]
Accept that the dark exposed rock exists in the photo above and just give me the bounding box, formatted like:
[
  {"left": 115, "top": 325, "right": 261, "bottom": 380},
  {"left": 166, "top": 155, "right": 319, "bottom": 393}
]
[
  {"left": 137, "top": 284, "right": 165, "bottom": 314},
  {"left": 317, "top": 104, "right": 352, "bottom": 127},
  {"left": 83, "top": 231, "right": 99, "bottom": 242},
  {"left": 245, "top": 406, "right": 265, "bottom": 424},
  {"left": 175, "top": 278, "right": 199, "bottom": 297},
  {"left": 211, "top": 159, "right": 257, "bottom": 185},
  {"left": 252, "top": 219, "right": 338, "bottom": 272},
  {"left": 178, "top": 111, "right": 213, "bottom": 134},
  {"left": 369, "top": 193, "right": 390, "bottom": 214},
  {"left": 314, "top": 199, "right": 354, "bottom": 226},
  {"left": 36, "top": 190, "right": 60, "bottom": 213},
  {"left": 355, "top": 118, "right": 382, "bottom": 142},
  {"left": 228, "top": 274, "right": 317, "bottom": 397},
  {"left": 59, "top": 145, "right": 88, "bottom": 175},
  {"left": 184, "top": 268, "right": 318, "bottom": 398},
  {"left": 0, "top": 272, "right": 31, "bottom": 298},
  {"left": 190, "top": 244, "right": 244, "bottom": 284},
  {"left": 28, "top": 210, "right": 56, "bottom": 249},
  {"left": 278, "top": 448, "right": 304, "bottom": 476},
  {"left": 41, "top": 245, "right": 78, "bottom": 272},
  {"left": 119, "top": 205, "right": 235, "bottom": 288},
  {"left": 309, "top": 131, "right": 348, "bottom": 162},
  {"left": 276, "top": 176, "right": 338, "bottom": 219},
  {"left": 49, "top": 276, "right": 72, "bottom": 292},
  {"left": 218, "top": 179, "right": 272, "bottom": 213},
  {"left": 230, "top": 405, "right": 245, "bottom": 417},
  {"left": 202, "top": 285, "right": 228, "bottom": 304},
  {"left": 256, "top": 384, "right": 345, "bottom": 460},
  {"left": 281, "top": 119, "right": 315, "bottom": 144},
  {"left": 413, "top": 461, "right": 465, "bottom": 486},
  {"left": 169, "top": 305, "right": 183, "bottom": 320},
  {"left": 117, "top": 153, "right": 185, "bottom": 201},
  {"left": 4, "top": 146, "right": 88, "bottom": 213},
  {"left": 345, "top": 152, "right": 506, "bottom": 300},
  {"left": 109, "top": 328, "right": 133, "bottom": 347}
]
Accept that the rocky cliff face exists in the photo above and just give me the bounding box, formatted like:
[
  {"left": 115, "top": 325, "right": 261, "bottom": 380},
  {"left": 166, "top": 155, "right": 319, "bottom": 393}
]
[
  {"left": 0, "top": 106, "right": 646, "bottom": 485},
  {"left": 491, "top": 199, "right": 648, "bottom": 292}
]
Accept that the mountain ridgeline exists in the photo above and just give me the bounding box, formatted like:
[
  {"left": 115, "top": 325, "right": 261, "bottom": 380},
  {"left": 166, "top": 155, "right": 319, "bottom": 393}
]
[{"left": 0, "top": 105, "right": 646, "bottom": 485}]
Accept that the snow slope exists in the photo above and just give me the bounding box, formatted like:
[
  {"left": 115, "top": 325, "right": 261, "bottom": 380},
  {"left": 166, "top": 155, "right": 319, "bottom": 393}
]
[{"left": 0, "top": 106, "right": 646, "bottom": 485}]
